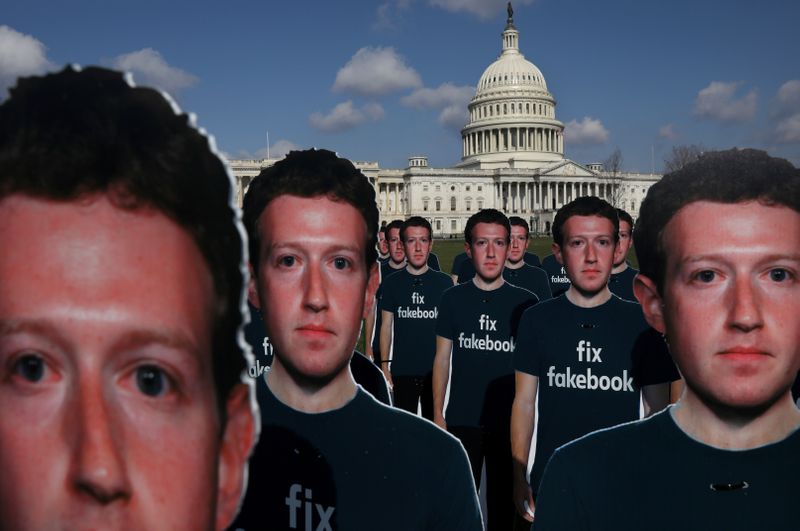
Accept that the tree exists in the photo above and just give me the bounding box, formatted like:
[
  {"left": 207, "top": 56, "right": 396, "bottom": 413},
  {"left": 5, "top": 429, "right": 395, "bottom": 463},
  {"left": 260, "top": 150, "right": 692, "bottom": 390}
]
[
  {"left": 663, "top": 144, "right": 705, "bottom": 173},
  {"left": 601, "top": 148, "right": 624, "bottom": 208}
]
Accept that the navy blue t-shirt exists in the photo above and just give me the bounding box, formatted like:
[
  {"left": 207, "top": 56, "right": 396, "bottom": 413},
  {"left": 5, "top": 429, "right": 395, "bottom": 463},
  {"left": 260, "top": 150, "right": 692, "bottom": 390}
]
[
  {"left": 232, "top": 385, "right": 483, "bottom": 530},
  {"left": 436, "top": 281, "right": 537, "bottom": 428},
  {"left": 540, "top": 253, "right": 571, "bottom": 297},
  {"left": 534, "top": 408, "right": 800, "bottom": 531},
  {"left": 450, "top": 251, "right": 468, "bottom": 277},
  {"left": 503, "top": 263, "right": 552, "bottom": 303},
  {"left": 372, "top": 260, "right": 405, "bottom": 355},
  {"left": 427, "top": 252, "right": 441, "bottom": 271},
  {"left": 380, "top": 268, "right": 453, "bottom": 377},
  {"left": 524, "top": 251, "right": 541, "bottom": 268},
  {"left": 513, "top": 294, "right": 678, "bottom": 493},
  {"left": 608, "top": 265, "right": 638, "bottom": 302}
]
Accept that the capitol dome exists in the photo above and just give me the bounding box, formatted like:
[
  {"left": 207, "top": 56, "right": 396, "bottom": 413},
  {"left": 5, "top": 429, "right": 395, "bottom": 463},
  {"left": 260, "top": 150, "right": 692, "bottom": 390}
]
[
  {"left": 458, "top": 4, "right": 565, "bottom": 169},
  {"left": 476, "top": 45, "right": 547, "bottom": 94}
]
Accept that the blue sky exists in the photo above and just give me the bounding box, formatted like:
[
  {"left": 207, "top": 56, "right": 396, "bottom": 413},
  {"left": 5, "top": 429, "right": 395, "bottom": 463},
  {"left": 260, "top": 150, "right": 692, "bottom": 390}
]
[{"left": 2, "top": 0, "right": 799, "bottom": 172}]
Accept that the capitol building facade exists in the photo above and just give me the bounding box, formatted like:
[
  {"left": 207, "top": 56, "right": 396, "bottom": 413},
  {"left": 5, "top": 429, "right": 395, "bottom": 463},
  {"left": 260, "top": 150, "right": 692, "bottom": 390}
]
[{"left": 229, "top": 7, "right": 660, "bottom": 238}]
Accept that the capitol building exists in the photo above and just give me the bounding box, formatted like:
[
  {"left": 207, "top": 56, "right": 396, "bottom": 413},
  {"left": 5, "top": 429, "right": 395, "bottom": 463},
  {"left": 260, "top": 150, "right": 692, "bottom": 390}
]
[{"left": 229, "top": 6, "right": 660, "bottom": 237}]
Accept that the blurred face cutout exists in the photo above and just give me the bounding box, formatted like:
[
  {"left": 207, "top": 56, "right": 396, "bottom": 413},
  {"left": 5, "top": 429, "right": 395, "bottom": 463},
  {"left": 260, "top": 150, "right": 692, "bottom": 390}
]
[
  {"left": 508, "top": 224, "right": 529, "bottom": 265},
  {"left": 614, "top": 219, "right": 633, "bottom": 268},
  {"left": 377, "top": 230, "right": 389, "bottom": 256},
  {"left": 388, "top": 227, "right": 405, "bottom": 265},
  {"left": 0, "top": 194, "right": 252, "bottom": 530},
  {"left": 636, "top": 201, "right": 800, "bottom": 412},
  {"left": 250, "top": 195, "right": 379, "bottom": 387},
  {"left": 554, "top": 215, "right": 617, "bottom": 297},
  {"left": 403, "top": 226, "right": 432, "bottom": 270},
  {"left": 466, "top": 222, "right": 508, "bottom": 283}
]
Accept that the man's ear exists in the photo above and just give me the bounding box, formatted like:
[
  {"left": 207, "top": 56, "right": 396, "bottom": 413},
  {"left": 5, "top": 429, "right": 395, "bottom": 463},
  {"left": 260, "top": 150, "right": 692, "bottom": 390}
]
[
  {"left": 362, "top": 262, "right": 380, "bottom": 320},
  {"left": 215, "top": 382, "right": 257, "bottom": 531},
  {"left": 633, "top": 273, "right": 666, "bottom": 334},
  {"left": 247, "top": 262, "right": 260, "bottom": 310},
  {"left": 464, "top": 242, "right": 472, "bottom": 259},
  {"left": 552, "top": 242, "right": 563, "bottom": 265}
]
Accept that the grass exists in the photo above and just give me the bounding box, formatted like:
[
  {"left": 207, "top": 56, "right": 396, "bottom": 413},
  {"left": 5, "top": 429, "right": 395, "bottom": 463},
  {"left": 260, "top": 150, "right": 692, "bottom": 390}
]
[{"left": 358, "top": 239, "right": 638, "bottom": 352}]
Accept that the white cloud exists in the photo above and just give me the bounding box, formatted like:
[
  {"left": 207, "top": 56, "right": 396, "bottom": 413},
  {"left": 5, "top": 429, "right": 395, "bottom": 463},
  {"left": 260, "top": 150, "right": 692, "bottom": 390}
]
[
  {"left": 222, "top": 139, "right": 302, "bottom": 161},
  {"left": 438, "top": 104, "right": 469, "bottom": 129},
  {"left": 332, "top": 47, "right": 421, "bottom": 97},
  {"left": 112, "top": 48, "right": 197, "bottom": 95},
  {"left": 776, "top": 80, "right": 800, "bottom": 113},
  {"left": 401, "top": 82, "right": 474, "bottom": 109},
  {"left": 693, "top": 81, "right": 757, "bottom": 123},
  {"left": 266, "top": 139, "right": 302, "bottom": 158},
  {"left": 401, "top": 83, "right": 473, "bottom": 131},
  {"left": 772, "top": 80, "right": 800, "bottom": 144},
  {"left": 658, "top": 123, "right": 678, "bottom": 140},
  {"left": 0, "top": 26, "right": 55, "bottom": 95},
  {"left": 373, "top": 0, "right": 412, "bottom": 30},
  {"left": 309, "top": 100, "right": 385, "bottom": 133},
  {"left": 564, "top": 117, "right": 609, "bottom": 145},
  {"left": 429, "top": 0, "right": 534, "bottom": 20},
  {"left": 776, "top": 114, "right": 800, "bottom": 144}
]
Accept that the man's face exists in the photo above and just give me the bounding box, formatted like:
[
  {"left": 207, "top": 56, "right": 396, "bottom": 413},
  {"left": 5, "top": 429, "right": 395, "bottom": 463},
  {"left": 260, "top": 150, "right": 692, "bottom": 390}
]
[
  {"left": 466, "top": 222, "right": 508, "bottom": 283},
  {"left": 614, "top": 220, "right": 633, "bottom": 267},
  {"left": 377, "top": 230, "right": 389, "bottom": 256},
  {"left": 642, "top": 201, "right": 800, "bottom": 410},
  {"left": 388, "top": 227, "right": 405, "bottom": 264},
  {"left": 0, "top": 195, "right": 251, "bottom": 530},
  {"left": 508, "top": 224, "right": 529, "bottom": 264},
  {"left": 554, "top": 215, "right": 617, "bottom": 295},
  {"left": 251, "top": 195, "right": 378, "bottom": 385},
  {"left": 403, "top": 226, "right": 432, "bottom": 269}
]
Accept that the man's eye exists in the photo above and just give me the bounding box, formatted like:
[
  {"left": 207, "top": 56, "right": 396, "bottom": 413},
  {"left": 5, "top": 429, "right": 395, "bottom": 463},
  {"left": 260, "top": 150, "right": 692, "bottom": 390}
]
[
  {"left": 278, "top": 256, "right": 296, "bottom": 267},
  {"left": 13, "top": 353, "right": 45, "bottom": 383},
  {"left": 333, "top": 257, "right": 350, "bottom": 270},
  {"left": 769, "top": 268, "right": 791, "bottom": 282},
  {"left": 136, "top": 365, "right": 170, "bottom": 397},
  {"left": 694, "top": 270, "right": 716, "bottom": 283}
]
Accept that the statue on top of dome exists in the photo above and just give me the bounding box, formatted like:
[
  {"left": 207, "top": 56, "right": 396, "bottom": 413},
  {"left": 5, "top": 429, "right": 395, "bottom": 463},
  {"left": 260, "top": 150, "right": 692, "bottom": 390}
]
[{"left": 507, "top": 2, "right": 514, "bottom": 24}]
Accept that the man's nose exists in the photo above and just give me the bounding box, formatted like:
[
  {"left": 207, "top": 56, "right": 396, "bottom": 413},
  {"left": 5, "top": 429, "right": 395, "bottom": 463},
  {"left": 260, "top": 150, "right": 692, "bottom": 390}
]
[
  {"left": 69, "top": 377, "right": 130, "bottom": 504},
  {"left": 303, "top": 262, "right": 329, "bottom": 312},
  {"left": 728, "top": 275, "right": 764, "bottom": 333}
]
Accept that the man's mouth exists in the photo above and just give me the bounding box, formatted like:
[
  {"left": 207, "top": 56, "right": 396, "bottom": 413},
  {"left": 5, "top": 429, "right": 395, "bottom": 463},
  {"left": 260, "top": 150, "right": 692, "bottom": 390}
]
[
  {"left": 717, "top": 347, "right": 769, "bottom": 361},
  {"left": 297, "top": 324, "right": 334, "bottom": 338}
]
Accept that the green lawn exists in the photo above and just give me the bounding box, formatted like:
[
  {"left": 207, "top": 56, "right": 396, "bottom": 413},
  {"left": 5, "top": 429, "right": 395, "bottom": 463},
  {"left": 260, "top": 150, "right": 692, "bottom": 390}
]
[{"left": 358, "top": 238, "right": 638, "bottom": 352}]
